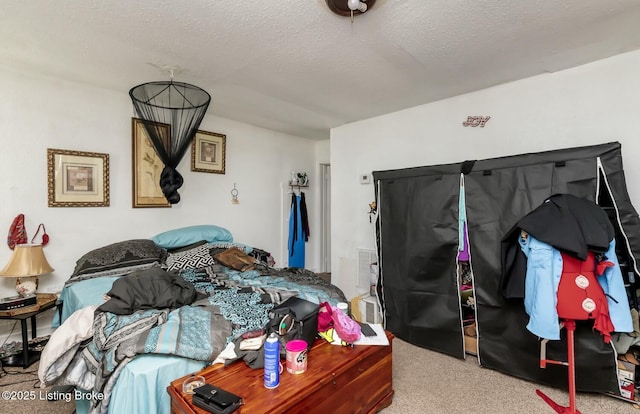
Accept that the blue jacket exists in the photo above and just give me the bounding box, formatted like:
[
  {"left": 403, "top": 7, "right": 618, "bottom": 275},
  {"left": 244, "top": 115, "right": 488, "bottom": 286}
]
[{"left": 519, "top": 234, "right": 633, "bottom": 340}]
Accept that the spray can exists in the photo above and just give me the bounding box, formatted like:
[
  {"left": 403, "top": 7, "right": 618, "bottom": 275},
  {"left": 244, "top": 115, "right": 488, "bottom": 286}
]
[{"left": 264, "top": 333, "right": 280, "bottom": 389}]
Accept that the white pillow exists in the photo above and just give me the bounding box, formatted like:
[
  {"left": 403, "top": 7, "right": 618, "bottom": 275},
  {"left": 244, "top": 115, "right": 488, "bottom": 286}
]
[{"left": 38, "top": 305, "right": 98, "bottom": 385}]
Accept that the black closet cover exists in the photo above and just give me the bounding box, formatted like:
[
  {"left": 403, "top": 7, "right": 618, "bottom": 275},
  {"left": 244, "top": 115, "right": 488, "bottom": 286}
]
[{"left": 373, "top": 141, "right": 640, "bottom": 393}]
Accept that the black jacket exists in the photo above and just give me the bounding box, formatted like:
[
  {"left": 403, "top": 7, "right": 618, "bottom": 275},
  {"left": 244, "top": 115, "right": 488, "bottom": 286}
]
[
  {"left": 97, "top": 267, "right": 205, "bottom": 314},
  {"left": 501, "top": 193, "right": 614, "bottom": 298}
]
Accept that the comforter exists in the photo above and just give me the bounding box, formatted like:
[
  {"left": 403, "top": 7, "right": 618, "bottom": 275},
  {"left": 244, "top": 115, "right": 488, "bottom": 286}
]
[{"left": 40, "top": 263, "right": 346, "bottom": 414}]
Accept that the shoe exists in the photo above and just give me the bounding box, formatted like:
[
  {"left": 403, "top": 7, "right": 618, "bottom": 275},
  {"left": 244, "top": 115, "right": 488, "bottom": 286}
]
[{"left": 620, "top": 351, "right": 640, "bottom": 366}]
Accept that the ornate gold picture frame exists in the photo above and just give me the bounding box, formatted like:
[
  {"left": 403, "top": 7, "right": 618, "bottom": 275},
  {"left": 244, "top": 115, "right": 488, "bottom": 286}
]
[
  {"left": 47, "top": 148, "right": 110, "bottom": 207},
  {"left": 191, "top": 130, "right": 226, "bottom": 174}
]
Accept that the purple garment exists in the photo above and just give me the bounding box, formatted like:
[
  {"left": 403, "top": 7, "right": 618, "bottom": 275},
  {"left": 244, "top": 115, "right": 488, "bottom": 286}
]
[{"left": 458, "top": 222, "right": 470, "bottom": 261}]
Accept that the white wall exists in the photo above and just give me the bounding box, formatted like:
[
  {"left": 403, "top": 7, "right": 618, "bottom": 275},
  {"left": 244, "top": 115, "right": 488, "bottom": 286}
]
[
  {"left": 0, "top": 66, "right": 325, "bottom": 337},
  {"left": 331, "top": 49, "right": 640, "bottom": 300}
]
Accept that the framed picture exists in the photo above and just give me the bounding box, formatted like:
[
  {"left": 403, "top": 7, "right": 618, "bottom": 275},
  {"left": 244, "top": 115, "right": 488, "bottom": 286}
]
[
  {"left": 131, "top": 118, "right": 171, "bottom": 208},
  {"left": 47, "top": 148, "right": 109, "bottom": 207},
  {"left": 191, "top": 130, "right": 226, "bottom": 174}
]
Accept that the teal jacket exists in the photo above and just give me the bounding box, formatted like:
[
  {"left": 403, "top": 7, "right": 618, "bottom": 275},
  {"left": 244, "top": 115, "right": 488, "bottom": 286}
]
[{"left": 519, "top": 234, "right": 633, "bottom": 340}]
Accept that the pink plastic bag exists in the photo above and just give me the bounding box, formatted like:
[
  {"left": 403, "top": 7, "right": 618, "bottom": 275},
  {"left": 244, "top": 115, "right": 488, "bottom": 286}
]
[{"left": 331, "top": 307, "right": 361, "bottom": 343}]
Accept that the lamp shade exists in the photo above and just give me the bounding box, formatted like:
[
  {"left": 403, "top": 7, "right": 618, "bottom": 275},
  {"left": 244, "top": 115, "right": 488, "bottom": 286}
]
[{"left": 0, "top": 244, "right": 54, "bottom": 277}]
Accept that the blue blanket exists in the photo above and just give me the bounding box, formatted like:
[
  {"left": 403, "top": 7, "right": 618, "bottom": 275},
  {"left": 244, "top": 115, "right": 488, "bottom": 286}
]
[{"left": 84, "top": 302, "right": 233, "bottom": 414}]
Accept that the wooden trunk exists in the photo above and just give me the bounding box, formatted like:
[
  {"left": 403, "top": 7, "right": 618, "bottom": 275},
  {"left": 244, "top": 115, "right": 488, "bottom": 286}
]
[{"left": 168, "top": 331, "right": 394, "bottom": 414}]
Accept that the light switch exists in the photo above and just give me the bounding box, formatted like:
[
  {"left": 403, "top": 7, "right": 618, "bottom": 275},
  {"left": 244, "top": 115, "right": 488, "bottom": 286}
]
[{"left": 360, "top": 174, "right": 371, "bottom": 184}]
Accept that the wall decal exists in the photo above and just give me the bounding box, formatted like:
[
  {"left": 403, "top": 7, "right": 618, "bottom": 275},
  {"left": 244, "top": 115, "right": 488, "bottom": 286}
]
[{"left": 462, "top": 116, "right": 491, "bottom": 127}]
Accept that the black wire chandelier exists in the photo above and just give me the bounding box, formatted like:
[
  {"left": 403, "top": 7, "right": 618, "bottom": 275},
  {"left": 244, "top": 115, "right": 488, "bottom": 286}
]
[{"left": 129, "top": 79, "right": 211, "bottom": 204}]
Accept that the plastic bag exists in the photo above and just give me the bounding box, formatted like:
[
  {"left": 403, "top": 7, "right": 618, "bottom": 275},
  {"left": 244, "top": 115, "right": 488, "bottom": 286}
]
[{"left": 331, "top": 306, "right": 361, "bottom": 343}]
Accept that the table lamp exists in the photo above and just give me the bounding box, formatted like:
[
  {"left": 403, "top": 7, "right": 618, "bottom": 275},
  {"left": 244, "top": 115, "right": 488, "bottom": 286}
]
[{"left": 0, "top": 244, "right": 54, "bottom": 297}]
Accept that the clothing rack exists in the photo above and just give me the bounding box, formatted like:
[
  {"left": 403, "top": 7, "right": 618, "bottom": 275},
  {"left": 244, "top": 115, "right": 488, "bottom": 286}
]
[{"left": 289, "top": 183, "right": 308, "bottom": 194}]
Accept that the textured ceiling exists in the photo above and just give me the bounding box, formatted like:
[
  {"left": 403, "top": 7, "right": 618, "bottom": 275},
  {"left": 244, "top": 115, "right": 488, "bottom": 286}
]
[{"left": 3, "top": 0, "right": 640, "bottom": 139}]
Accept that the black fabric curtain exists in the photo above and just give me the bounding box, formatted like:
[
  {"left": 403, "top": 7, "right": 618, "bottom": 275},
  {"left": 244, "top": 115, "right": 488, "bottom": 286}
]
[
  {"left": 377, "top": 173, "right": 462, "bottom": 357},
  {"left": 373, "top": 141, "right": 640, "bottom": 393},
  {"left": 130, "top": 81, "right": 211, "bottom": 204}
]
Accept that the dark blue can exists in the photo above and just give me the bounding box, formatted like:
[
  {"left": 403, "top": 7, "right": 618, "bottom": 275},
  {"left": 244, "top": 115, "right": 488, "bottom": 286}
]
[{"left": 264, "top": 333, "right": 280, "bottom": 389}]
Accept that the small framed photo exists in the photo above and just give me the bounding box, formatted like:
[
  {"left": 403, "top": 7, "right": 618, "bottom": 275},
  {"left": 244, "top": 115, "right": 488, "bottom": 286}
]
[
  {"left": 191, "top": 130, "right": 226, "bottom": 174},
  {"left": 131, "top": 118, "right": 171, "bottom": 208},
  {"left": 47, "top": 148, "right": 109, "bottom": 207}
]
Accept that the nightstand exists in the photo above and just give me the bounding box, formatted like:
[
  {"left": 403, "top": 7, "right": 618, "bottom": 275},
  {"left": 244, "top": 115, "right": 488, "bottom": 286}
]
[{"left": 0, "top": 293, "right": 58, "bottom": 368}]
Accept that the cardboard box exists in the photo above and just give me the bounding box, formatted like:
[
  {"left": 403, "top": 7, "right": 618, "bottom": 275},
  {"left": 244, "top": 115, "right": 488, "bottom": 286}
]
[
  {"left": 464, "top": 335, "right": 477, "bottom": 355},
  {"left": 617, "top": 360, "right": 636, "bottom": 400},
  {"left": 350, "top": 293, "right": 368, "bottom": 323},
  {"left": 464, "top": 323, "right": 477, "bottom": 337}
]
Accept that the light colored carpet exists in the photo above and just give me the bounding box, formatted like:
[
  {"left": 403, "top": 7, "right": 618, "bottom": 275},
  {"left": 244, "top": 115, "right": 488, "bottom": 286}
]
[
  {"left": 0, "top": 363, "right": 74, "bottom": 414},
  {"left": 383, "top": 337, "right": 640, "bottom": 414},
  {"left": 2, "top": 337, "right": 639, "bottom": 413}
]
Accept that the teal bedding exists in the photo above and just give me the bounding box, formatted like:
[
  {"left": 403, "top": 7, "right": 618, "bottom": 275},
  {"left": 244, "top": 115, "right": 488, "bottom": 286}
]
[
  {"left": 52, "top": 263, "right": 346, "bottom": 414},
  {"left": 54, "top": 277, "right": 204, "bottom": 414}
]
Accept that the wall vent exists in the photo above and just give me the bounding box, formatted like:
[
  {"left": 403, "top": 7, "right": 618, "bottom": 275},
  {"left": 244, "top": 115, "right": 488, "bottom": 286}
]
[
  {"left": 356, "top": 248, "right": 377, "bottom": 295},
  {"left": 361, "top": 296, "right": 381, "bottom": 324}
]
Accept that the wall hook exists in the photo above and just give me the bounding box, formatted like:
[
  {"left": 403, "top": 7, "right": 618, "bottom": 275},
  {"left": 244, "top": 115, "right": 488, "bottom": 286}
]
[{"left": 231, "top": 183, "right": 239, "bottom": 204}]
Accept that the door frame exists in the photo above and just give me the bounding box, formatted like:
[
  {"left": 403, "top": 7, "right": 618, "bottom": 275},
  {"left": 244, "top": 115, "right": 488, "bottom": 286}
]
[{"left": 320, "top": 163, "right": 331, "bottom": 273}]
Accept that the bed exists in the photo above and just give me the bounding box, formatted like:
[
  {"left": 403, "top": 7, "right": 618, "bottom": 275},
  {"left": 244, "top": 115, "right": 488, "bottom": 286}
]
[{"left": 40, "top": 225, "right": 347, "bottom": 414}]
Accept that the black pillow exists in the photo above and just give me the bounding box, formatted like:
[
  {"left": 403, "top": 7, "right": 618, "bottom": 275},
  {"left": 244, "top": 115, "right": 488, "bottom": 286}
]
[
  {"left": 167, "top": 240, "right": 207, "bottom": 254},
  {"left": 72, "top": 239, "right": 167, "bottom": 277}
]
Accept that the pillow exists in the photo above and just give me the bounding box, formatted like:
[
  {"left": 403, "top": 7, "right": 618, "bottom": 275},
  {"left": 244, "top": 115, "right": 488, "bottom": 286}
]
[
  {"left": 72, "top": 239, "right": 167, "bottom": 277},
  {"left": 151, "top": 225, "right": 233, "bottom": 249},
  {"left": 66, "top": 262, "right": 161, "bottom": 285},
  {"left": 39, "top": 305, "right": 98, "bottom": 385},
  {"left": 167, "top": 240, "right": 207, "bottom": 254},
  {"left": 165, "top": 243, "right": 217, "bottom": 271}
]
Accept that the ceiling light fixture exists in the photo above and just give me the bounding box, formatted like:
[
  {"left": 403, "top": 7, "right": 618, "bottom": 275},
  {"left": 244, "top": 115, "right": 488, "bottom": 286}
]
[
  {"left": 348, "top": 0, "right": 367, "bottom": 13},
  {"left": 326, "top": 0, "right": 376, "bottom": 20}
]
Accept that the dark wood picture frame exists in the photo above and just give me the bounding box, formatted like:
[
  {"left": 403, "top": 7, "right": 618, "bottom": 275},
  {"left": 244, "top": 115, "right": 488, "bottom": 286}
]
[{"left": 131, "top": 118, "right": 171, "bottom": 208}]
